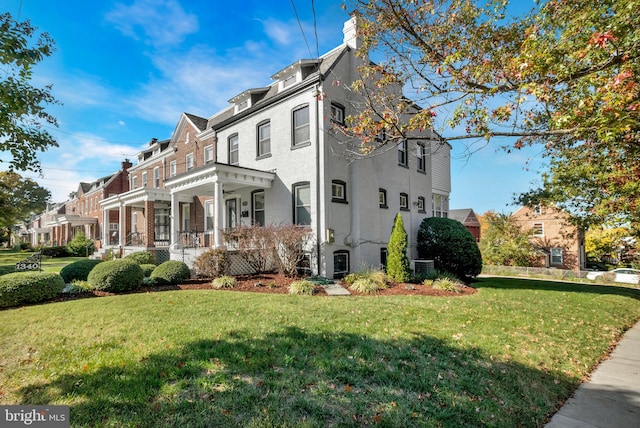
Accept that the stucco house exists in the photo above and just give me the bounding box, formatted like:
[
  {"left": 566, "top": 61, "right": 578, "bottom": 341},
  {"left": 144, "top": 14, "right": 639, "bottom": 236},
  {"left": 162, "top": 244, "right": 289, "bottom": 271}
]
[
  {"left": 96, "top": 14, "right": 451, "bottom": 278},
  {"left": 512, "top": 204, "right": 586, "bottom": 271}
]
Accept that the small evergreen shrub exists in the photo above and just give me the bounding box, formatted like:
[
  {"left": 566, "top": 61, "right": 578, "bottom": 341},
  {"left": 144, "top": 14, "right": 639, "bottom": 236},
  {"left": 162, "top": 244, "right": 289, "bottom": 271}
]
[
  {"left": 387, "top": 213, "right": 411, "bottom": 282},
  {"left": 288, "top": 280, "right": 315, "bottom": 295},
  {"left": 66, "top": 232, "right": 95, "bottom": 257},
  {"left": 60, "top": 259, "right": 103, "bottom": 283},
  {"left": 211, "top": 275, "right": 237, "bottom": 289},
  {"left": 0, "top": 272, "right": 65, "bottom": 308},
  {"left": 140, "top": 264, "right": 157, "bottom": 278},
  {"left": 125, "top": 251, "right": 156, "bottom": 265},
  {"left": 150, "top": 261, "right": 191, "bottom": 285},
  {"left": 87, "top": 259, "right": 144, "bottom": 293},
  {"left": 193, "top": 248, "right": 229, "bottom": 278}
]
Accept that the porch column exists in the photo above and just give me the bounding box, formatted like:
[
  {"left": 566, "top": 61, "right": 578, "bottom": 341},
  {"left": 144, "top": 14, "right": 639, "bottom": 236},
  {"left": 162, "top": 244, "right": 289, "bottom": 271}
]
[
  {"left": 213, "top": 180, "right": 224, "bottom": 248},
  {"left": 145, "top": 200, "right": 155, "bottom": 247},
  {"left": 171, "top": 192, "right": 179, "bottom": 246},
  {"left": 102, "top": 210, "right": 108, "bottom": 246},
  {"left": 118, "top": 204, "right": 125, "bottom": 247}
]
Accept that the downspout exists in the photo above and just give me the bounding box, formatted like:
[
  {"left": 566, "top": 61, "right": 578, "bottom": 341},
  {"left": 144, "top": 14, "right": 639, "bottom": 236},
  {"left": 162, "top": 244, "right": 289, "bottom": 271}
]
[{"left": 314, "top": 82, "right": 322, "bottom": 276}]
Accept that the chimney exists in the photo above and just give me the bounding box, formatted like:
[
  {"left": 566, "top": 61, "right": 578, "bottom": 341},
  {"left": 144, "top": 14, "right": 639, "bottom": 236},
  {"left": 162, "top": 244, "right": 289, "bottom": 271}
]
[
  {"left": 122, "top": 159, "right": 132, "bottom": 171},
  {"left": 343, "top": 12, "right": 362, "bottom": 50}
]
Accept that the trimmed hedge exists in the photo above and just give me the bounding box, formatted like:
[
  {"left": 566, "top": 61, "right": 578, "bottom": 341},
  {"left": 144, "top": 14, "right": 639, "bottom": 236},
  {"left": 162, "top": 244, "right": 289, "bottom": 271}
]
[
  {"left": 150, "top": 261, "right": 191, "bottom": 285},
  {"left": 0, "top": 272, "right": 65, "bottom": 308},
  {"left": 125, "top": 251, "right": 156, "bottom": 265},
  {"left": 87, "top": 259, "right": 144, "bottom": 293},
  {"left": 140, "top": 264, "right": 157, "bottom": 278},
  {"left": 60, "top": 259, "right": 103, "bottom": 283}
]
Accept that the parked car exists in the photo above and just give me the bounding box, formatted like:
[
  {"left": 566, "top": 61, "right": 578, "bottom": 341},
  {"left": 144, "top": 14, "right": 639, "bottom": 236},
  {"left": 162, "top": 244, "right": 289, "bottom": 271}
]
[{"left": 586, "top": 268, "right": 640, "bottom": 285}]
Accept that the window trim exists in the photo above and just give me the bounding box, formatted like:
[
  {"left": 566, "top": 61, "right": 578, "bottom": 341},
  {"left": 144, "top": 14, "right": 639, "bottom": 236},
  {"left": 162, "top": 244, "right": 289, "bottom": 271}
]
[
  {"left": 292, "top": 104, "right": 311, "bottom": 147},
  {"left": 185, "top": 153, "right": 194, "bottom": 171},
  {"left": 333, "top": 250, "right": 350, "bottom": 279},
  {"left": 400, "top": 192, "right": 409, "bottom": 211},
  {"left": 417, "top": 142, "right": 426, "bottom": 173},
  {"left": 228, "top": 134, "right": 239, "bottom": 165},
  {"left": 330, "top": 102, "right": 345, "bottom": 125},
  {"left": 550, "top": 247, "right": 563, "bottom": 265},
  {"left": 153, "top": 167, "right": 160, "bottom": 188},
  {"left": 169, "top": 160, "right": 177, "bottom": 177},
  {"left": 257, "top": 120, "right": 271, "bottom": 158},
  {"left": 398, "top": 139, "right": 408, "bottom": 167},
  {"left": 379, "top": 188, "right": 388, "bottom": 209},
  {"left": 331, "top": 180, "right": 348, "bottom": 204},
  {"left": 141, "top": 171, "right": 148, "bottom": 187},
  {"left": 251, "top": 189, "right": 265, "bottom": 226},
  {"left": 292, "top": 181, "right": 311, "bottom": 226},
  {"left": 205, "top": 200, "right": 214, "bottom": 231},
  {"left": 417, "top": 196, "right": 426, "bottom": 213},
  {"left": 204, "top": 144, "right": 214, "bottom": 164}
]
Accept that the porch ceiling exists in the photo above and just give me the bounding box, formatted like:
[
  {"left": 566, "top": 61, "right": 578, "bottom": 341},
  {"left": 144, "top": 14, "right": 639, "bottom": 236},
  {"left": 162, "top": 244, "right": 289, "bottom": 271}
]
[
  {"left": 165, "top": 162, "right": 275, "bottom": 197},
  {"left": 47, "top": 215, "right": 98, "bottom": 227},
  {"left": 101, "top": 187, "right": 185, "bottom": 209}
]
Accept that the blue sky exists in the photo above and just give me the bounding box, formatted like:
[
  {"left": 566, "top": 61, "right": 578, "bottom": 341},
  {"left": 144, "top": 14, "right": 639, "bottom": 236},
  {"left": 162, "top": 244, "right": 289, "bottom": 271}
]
[{"left": 5, "top": 0, "right": 545, "bottom": 215}]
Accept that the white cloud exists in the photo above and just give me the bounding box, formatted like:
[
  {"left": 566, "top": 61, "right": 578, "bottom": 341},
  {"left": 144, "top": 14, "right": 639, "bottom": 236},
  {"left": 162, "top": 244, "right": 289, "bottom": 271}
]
[{"left": 105, "top": 0, "right": 198, "bottom": 48}]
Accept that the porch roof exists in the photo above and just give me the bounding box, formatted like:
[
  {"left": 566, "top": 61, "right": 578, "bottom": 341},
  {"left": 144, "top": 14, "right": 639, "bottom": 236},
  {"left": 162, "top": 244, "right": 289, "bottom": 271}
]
[
  {"left": 164, "top": 162, "right": 275, "bottom": 197},
  {"left": 47, "top": 215, "right": 98, "bottom": 227},
  {"left": 100, "top": 187, "right": 183, "bottom": 210}
]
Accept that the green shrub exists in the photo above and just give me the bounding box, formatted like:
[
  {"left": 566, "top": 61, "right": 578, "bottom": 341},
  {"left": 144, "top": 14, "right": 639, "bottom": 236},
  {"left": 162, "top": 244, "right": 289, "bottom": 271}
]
[
  {"left": 417, "top": 217, "right": 483, "bottom": 279},
  {"left": 60, "top": 259, "right": 103, "bottom": 283},
  {"left": 349, "top": 277, "right": 385, "bottom": 294},
  {"left": 211, "top": 275, "right": 237, "bottom": 289},
  {"left": 87, "top": 259, "right": 144, "bottom": 293},
  {"left": 0, "top": 272, "right": 65, "bottom": 308},
  {"left": 344, "top": 267, "right": 387, "bottom": 289},
  {"left": 140, "top": 264, "right": 157, "bottom": 278},
  {"left": 125, "top": 251, "right": 156, "bottom": 265},
  {"left": 193, "top": 248, "right": 229, "bottom": 278},
  {"left": 288, "top": 280, "right": 315, "bottom": 295},
  {"left": 150, "top": 261, "right": 191, "bottom": 285},
  {"left": 66, "top": 232, "right": 94, "bottom": 257},
  {"left": 40, "top": 246, "right": 69, "bottom": 257},
  {"left": 387, "top": 213, "right": 411, "bottom": 282}
]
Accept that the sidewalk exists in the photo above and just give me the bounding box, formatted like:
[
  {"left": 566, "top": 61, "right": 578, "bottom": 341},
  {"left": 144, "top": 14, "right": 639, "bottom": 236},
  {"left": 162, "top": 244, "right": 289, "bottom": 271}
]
[{"left": 545, "top": 321, "right": 640, "bottom": 427}]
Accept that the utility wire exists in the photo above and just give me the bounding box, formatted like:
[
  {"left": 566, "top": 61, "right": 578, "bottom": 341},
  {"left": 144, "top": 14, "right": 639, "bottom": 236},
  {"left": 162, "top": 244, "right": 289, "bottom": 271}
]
[{"left": 290, "top": 0, "right": 314, "bottom": 59}]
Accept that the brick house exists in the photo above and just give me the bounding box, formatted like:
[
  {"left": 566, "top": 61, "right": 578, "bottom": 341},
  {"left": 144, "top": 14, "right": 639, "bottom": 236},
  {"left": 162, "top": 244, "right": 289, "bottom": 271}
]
[
  {"left": 512, "top": 205, "right": 586, "bottom": 271},
  {"left": 46, "top": 160, "right": 131, "bottom": 248},
  {"left": 97, "top": 14, "right": 451, "bottom": 278}
]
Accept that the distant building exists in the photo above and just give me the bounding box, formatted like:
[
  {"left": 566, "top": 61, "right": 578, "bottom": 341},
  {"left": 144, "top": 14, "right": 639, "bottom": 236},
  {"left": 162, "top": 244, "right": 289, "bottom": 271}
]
[
  {"left": 512, "top": 205, "right": 586, "bottom": 271},
  {"left": 449, "top": 208, "right": 481, "bottom": 242}
]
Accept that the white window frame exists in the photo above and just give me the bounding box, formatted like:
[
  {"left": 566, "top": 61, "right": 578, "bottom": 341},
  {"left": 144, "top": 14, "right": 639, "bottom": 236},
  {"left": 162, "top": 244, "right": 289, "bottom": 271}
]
[
  {"left": 331, "top": 180, "right": 347, "bottom": 203},
  {"left": 132, "top": 176, "right": 138, "bottom": 189},
  {"left": 330, "top": 103, "right": 345, "bottom": 124},
  {"left": 170, "top": 161, "right": 177, "bottom": 177},
  {"left": 205, "top": 200, "right": 214, "bottom": 231},
  {"left": 153, "top": 167, "right": 160, "bottom": 188},
  {"left": 293, "top": 183, "right": 311, "bottom": 226},
  {"left": 204, "top": 145, "right": 214, "bottom": 164},
  {"left": 398, "top": 139, "right": 408, "bottom": 166},
  {"left": 257, "top": 121, "right": 271, "bottom": 157},
  {"left": 186, "top": 153, "right": 194, "bottom": 171},
  {"left": 252, "top": 190, "right": 265, "bottom": 226},
  {"left": 400, "top": 193, "right": 409, "bottom": 211},
  {"left": 292, "top": 105, "right": 310, "bottom": 147},
  {"left": 417, "top": 142, "right": 426, "bottom": 172},
  {"left": 550, "top": 247, "right": 563, "bottom": 264},
  {"left": 229, "top": 134, "right": 239, "bottom": 165}
]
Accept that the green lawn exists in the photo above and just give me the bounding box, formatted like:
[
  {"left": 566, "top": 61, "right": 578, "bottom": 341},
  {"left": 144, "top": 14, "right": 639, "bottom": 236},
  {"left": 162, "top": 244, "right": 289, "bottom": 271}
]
[
  {"left": 0, "top": 250, "right": 85, "bottom": 275},
  {"left": 1, "top": 277, "right": 639, "bottom": 427}
]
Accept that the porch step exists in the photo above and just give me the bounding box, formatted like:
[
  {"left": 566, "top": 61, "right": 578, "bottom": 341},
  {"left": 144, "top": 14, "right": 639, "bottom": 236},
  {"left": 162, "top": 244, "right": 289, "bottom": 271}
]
[{"left": 322, "top": 283, "right": 351, "bottom": 296}]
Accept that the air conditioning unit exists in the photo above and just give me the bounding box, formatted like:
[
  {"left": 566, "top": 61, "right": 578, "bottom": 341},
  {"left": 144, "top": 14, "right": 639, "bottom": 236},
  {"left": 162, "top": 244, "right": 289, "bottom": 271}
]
[{"left": 411, "top": 260, "right": 435, "bottom": 276}]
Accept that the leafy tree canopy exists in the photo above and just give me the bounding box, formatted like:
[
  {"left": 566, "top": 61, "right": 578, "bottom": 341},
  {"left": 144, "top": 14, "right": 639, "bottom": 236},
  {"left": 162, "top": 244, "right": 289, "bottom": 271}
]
[
  {"left": 0, "top": 170, "right": 50, "bottom": 229},
  {"left": 479, "top": 211, "right": 538, "bottom": 267},
  {"left": 344, "top": 0, "right": 640, "bottom": 229},
  {"left": 1, "top": 12, "right": 58, "bottom": 173}
]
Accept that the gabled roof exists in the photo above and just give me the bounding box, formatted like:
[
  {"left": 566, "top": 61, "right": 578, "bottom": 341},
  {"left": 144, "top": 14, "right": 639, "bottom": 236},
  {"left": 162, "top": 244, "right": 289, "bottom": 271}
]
[{"left": 449, "top": 208, "right": 481, "bottom": 226}]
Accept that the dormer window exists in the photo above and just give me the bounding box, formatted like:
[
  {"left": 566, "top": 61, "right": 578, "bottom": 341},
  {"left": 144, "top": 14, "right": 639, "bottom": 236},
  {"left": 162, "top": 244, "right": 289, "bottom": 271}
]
[
  {"left": 236, "top": 100, "right": 249, "bottom": 113},
  {"left": 282, "top": 74, "right": 297, "bottom": 89}
]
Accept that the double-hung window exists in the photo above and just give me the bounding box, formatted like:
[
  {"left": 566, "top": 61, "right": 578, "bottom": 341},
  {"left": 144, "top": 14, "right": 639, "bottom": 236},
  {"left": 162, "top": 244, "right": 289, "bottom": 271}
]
[
  {"left": 141, "top": 171, "right": 148, "bottom": 187},
  {"left": 170, "top": 161, "right": 177, "bottom": 177},
  {"left": 417, "top": 142, "right": 426, "bottom": 172},
  {"left": 186, "top": 153, "right": 194, "bottom": 171},
  {"left": 379, "top": 188, "right": 388, "bottom": 208},
  {"left": 153, "top": 167, "right": 160, "bottom": 187},
  {"left": 331, "top": 180, "right": 347, "bottom": 203},
  {"left": 292, "top": 105, "right": 310, "bottom": 146},
  {"left": 252, "top": 190, "right": 265, "bottom": 226},
  {"left": 257, "top": 121, "right": 271, "bottom": 157},
  {"left": 551, "top": 248, "right": 563, "bottom": 265},
  {"left": 204, "top": 145, "right": 214, "bottom": 164},
  {"left": 229, "top": 134, "right": 239, "bottom": 165},
  {"left": 400, "top": 192, "right": 409, "bottom": 211},
  {"left": 398, "top": 139, "right": 408, "bottom": 166},
  {"left": 293, "top": 182, "right": 311, "bottom": 226},
  {"left": 205, "top": 200, "right": 214, "bottom": 231}
]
